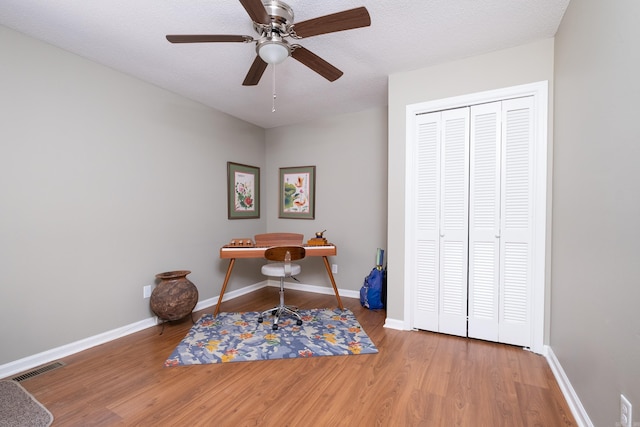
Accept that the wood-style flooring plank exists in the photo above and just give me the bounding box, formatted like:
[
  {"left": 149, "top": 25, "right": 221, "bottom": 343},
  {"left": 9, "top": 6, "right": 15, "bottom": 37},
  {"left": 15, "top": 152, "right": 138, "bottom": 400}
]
[{"left": 7, "top": 288, "right": 575, "bottom": 426}]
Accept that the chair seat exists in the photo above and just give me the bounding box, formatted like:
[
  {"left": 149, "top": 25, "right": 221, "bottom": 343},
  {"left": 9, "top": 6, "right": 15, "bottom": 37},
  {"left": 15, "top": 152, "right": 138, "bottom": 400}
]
[{"left": 261, "top": 262, "right": 302, "bottom": 277}]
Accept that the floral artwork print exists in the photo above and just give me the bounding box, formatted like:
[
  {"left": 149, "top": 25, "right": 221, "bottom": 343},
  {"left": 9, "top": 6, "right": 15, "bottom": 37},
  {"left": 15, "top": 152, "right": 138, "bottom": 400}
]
[
  {"left": 278, "top": 165, "right": 314, "bottom": 219},
  {"left": 164, "top": 308, "right": 378, "bottom": 365},
  {"left": 283, "top": 172, "right": 310, "bottom": 212},
  {"left": 227, "top": 162, "right": 259, "bottom": 219},
  {"left": 234, "top": 172, "right": 255, "bottom": 212}
]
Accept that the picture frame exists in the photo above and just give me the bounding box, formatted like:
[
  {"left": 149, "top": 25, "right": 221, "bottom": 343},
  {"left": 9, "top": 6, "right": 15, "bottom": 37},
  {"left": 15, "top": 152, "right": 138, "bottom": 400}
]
[
  {"left": 279, "top": 165, "right": 316, "bottom": 219},
  {"left": 227, "top": 162, "right": 260, "bottom": 219}
]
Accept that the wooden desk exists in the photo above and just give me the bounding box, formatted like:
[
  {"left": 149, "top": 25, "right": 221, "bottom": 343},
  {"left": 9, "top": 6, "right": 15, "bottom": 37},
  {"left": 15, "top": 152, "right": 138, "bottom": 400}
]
[{"left": 215, "top": 244, "right": 343, "bottom": 316}]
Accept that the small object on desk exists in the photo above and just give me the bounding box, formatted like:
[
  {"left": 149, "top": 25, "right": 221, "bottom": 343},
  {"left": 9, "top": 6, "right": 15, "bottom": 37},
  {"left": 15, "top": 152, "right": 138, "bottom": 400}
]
[
  {"left": 228, "top": 238, "right": 254, "bottom": 247},
  {"left": 309, "top": 229, "right": 328, "bottom": 245},
  {"left": 307, "top": 237, "right": 329, "bottom": 246}
]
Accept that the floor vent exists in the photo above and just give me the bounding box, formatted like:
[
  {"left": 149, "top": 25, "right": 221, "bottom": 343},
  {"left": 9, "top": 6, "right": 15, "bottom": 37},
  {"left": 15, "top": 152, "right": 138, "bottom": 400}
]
[{"left": 12, "top": 361, "right": 65, "bottom": 382}]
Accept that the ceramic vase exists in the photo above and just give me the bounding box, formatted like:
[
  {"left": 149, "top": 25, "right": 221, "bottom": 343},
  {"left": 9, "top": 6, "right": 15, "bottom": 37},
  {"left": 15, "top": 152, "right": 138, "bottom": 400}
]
[{"left": 150, "top": 270, "right": 198, "bottom": 321}]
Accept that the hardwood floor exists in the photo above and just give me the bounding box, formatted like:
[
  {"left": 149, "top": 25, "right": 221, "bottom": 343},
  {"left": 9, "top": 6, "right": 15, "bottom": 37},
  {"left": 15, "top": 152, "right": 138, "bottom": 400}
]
[{"left": 9, "top": 288, "right": 575, "bottom": 426}]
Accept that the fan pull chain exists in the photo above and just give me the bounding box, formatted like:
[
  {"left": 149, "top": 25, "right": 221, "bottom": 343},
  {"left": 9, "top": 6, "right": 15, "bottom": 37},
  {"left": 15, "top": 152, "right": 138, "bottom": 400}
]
[{"left": 272, "top": 64, "right": 277, "bottom": 113}]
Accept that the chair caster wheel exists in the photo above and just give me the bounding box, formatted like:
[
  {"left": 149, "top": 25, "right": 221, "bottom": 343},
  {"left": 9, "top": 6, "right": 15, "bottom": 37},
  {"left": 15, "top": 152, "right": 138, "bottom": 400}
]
[
  {"left": 296, "top": 320, "right": 303, "bottom": 326},
  {"left": 272, "top": 324, "right": 278, "bottom": 331},
  {"left": 258, "top": 317, "right": 263, "bottom": 323}
]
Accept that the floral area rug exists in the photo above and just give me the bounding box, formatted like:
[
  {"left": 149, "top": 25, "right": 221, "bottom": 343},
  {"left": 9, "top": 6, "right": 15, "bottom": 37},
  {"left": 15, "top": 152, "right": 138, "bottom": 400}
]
[{"left": 165, "top": 308, "right": 378, "bottom": 365}]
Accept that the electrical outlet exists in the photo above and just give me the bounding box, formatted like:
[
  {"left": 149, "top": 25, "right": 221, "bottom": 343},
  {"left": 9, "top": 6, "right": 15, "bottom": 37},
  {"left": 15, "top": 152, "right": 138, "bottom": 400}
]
[
  {"left": 621, "top": 394, "right": 632, "bottom": 427},
  {"left": 332, "top": 264, "right": 338, "bottom": 274},
  {"left": 143, "top": 285, "right": 152, "bottom": 299}
]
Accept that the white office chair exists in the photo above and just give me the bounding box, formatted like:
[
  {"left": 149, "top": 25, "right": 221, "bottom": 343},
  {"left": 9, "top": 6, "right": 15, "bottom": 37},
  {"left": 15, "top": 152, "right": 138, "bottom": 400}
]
[{"left": 257, "top": 245, "right": 306, "bottom": 330}]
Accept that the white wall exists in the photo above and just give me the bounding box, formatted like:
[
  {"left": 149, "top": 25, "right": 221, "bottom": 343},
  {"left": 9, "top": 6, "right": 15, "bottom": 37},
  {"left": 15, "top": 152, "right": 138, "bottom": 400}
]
[
  {"left": 553, "top": 1, "right": 640, "bottom": 425},
  {"left": 0, "top": 25, "right": 266, "bottom": 364},
  {"left": 265, "top": 108, "right": 388, "bottom": 294},
  {"left": 387, "top": 39, "right": 555, "bottom": 323}
]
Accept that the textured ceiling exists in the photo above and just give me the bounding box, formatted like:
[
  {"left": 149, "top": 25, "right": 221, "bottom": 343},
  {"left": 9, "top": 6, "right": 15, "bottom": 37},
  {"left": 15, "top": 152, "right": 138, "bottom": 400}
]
[{"left": 0, "top": 0, "right": 569, "bottom": 129}]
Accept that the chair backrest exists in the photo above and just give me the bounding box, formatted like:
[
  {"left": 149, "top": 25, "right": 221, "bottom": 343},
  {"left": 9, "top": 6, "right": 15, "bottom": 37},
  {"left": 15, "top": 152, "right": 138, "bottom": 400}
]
[
  {"left": 255, "top": 233, "right": 304, "bottom": 247},
  {"left": 264, "top": 246, "right": 306, "bottom": 262}
]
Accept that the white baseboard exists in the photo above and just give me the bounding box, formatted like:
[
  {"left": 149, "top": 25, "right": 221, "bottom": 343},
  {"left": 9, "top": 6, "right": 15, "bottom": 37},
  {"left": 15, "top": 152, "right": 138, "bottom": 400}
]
[
  {"left": 192, "top": 281, "right": 269, "bottom": 313},
  {"left": 276, "top": 280, "right": 360, "bottom": 300},
  {"left": 545, "top": 345, "right": 593, "bottom": 427},
  {"left": 0, "top": 281, "right": 358, "bottom": 379},
  {"left": 383, "top": 317, "right": 406, "bottom": 330},
  {"left": 0, "top": 317, "right": 157, "bottom": 379}
]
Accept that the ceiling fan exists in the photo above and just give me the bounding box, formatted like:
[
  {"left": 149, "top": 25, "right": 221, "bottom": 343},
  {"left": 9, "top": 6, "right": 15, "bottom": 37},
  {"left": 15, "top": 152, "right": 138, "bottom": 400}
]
[{"left": 166, "top": 0, "right": 371, "bottom": 86}]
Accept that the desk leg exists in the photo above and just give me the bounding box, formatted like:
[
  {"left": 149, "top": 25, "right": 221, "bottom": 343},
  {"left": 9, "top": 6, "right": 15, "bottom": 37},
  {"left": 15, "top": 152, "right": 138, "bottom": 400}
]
[
  {"left": 214, "top": 258, "right": 236, "bottom": 317},
  {"left": 322, "top": 256, "right": 344, "bottom": 310}
]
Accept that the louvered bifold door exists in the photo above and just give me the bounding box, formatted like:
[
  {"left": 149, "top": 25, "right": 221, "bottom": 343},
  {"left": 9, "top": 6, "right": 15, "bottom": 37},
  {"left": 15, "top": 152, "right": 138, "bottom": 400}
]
[
  {"left": 438, "top": 108, "right": 470, "bottom": 337},
  {"left": 468, "top": 102, "right": 502, "bottom": 342},
  {"left": 412, "top": 112, "right": 442, "bottom": 332},
  {"left": 498, "top": 96, "right": 534, "bottom": 347}
]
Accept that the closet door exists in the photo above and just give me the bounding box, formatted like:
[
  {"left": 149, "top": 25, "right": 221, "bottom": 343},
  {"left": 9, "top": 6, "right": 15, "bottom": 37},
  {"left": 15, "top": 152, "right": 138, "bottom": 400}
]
[
  {"left": 467, "top": 97, "right": 534, "bottom": 347},
  {"left": 411, "top": 108, "right": 469, "bottom": 336},
  {"left": 407, "top": 82, "right": 547, "bottom": 352},
  {"left": 438, "top": 108, "right": 469, "bottom": 336},
  {"left": 468, "top": 102, "right": 502, "bottom": 342},
  {"left": 412, "top": 112, "right": 441, "bottom": 331},
  {"left": 498, "top": 97, "right": 534, "bottom": 347}
]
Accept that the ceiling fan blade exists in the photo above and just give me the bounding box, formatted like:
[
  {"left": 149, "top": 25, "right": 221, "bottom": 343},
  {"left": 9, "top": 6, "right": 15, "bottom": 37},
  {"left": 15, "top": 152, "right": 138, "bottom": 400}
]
[
  {"left": 291, "top": 46, "right": 343, "bottom": 82},
  {"left": 239, "top": 0, "right": 271, "bottom": 25},
  {"left": 166, "top": 35, "right": 253, "bottom": 43},
  {"left": 242, "top": 56, "right": 268, "bottom": 86},
  {"left": 292, "top": 7, "right": 371, "bottom": 38}
]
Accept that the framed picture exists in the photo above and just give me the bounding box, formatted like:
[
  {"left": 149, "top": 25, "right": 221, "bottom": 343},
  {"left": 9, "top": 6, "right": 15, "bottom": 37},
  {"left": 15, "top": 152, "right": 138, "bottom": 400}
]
[
  {"left": 227, "top": 162, "right": 260, "bottom": 219},
  {"left": 279, "top": 166, "right": 315, "bottom": 219}
]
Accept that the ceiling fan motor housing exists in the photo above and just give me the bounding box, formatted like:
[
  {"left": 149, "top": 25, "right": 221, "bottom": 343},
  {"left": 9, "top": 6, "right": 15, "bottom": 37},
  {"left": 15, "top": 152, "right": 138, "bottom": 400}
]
[
  {"left": 254, "top": 0, "right": 294, "bottom": 35},
  {"left": 266, "top": 0, "right": 293, "bottom": 30}
]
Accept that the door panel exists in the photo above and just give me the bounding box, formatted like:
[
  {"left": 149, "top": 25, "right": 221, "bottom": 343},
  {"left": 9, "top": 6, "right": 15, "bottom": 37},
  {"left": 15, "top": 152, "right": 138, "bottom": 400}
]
[
  {"left": 499, "top": 97, "right": 534, "bottom": 347},
  {"left": 468, "top": 102, "right": 501, "bottom": 341},
  {"left": 413, "top": 113, "right": 441, "bottom": 331},
  {"left": 438, "top": 108, "right": 469, "bottom": 337}
]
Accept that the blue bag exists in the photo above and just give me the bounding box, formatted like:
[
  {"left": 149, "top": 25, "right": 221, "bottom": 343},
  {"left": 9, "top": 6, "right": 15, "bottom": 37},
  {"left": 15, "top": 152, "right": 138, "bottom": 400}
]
[{"left": 360, "top": 267, "right": 385, "bottom": 309}]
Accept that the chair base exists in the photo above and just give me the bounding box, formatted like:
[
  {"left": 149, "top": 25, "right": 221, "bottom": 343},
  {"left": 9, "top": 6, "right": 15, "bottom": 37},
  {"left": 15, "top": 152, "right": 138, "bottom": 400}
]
[
  {"left": 258, "top": 269, "right": 305, "bottom": 330},
  {"left": 258, "top": 305, "right": 303, "bottom": 330},
  {"left": 257, "top": 283, "right": 304, "bottom": 330}
]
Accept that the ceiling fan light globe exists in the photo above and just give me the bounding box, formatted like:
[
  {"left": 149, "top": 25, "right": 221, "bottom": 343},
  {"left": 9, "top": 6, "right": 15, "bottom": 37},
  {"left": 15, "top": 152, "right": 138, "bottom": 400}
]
[{"left": 258, "top": 42, "right": 289, "bottom": 64}]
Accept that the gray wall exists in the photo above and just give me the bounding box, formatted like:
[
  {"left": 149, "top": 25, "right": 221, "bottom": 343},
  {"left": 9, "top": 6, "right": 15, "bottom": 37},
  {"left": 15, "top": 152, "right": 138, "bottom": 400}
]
[
  {"left": 0, "top": 24, "right": 389, "bottom": 368},
  {"left": 0, "top": 25, "right": 266, "bottom": 364},
  {"left": 265, "top": 109, "right": 388, "bottom": 294},
  {"left": 553, "top": 1, "right": 640, "bottom": 425},
  {"left": 386, "top": 39, "right": 555, "bottom": 324}
]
